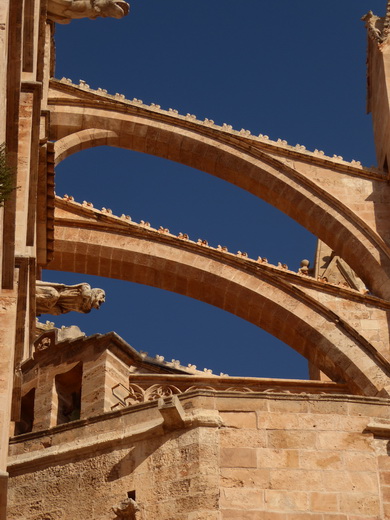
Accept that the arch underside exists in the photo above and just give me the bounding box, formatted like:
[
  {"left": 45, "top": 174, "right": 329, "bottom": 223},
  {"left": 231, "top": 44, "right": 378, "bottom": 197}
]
[{"left": 47, "top": 81, "right": 390, "bottom": 396}]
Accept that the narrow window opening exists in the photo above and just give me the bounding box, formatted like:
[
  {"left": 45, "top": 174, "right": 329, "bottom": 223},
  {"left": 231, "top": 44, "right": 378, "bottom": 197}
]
[
  {"left": 55, "top": 363, "right": 82, "bottom": 425},
  {"left": 127, "top": 491, "right": 136, "bottom": 500},
  {"left": 15, "top": 387, "right": 35, "bottom": 435},
  {"left": 383, "top": 155, "right": 389, "bottom": 173}
]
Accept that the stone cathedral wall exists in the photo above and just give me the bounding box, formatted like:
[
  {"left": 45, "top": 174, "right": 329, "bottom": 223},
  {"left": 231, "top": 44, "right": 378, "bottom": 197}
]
[{"left": 7, "top": 392, "right": 390, "bottom": 519}]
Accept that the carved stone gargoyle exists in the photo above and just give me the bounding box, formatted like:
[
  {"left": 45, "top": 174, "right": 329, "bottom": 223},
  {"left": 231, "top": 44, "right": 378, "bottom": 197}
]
[
  {"left": 47, "top": 0, "right": 130, "bottom": 24},
  {"left": 36, "top": 281, "right": 105, "bottom": 315},
  {"left": 112, "top": 498, "right": 140, "bottom": 520}
]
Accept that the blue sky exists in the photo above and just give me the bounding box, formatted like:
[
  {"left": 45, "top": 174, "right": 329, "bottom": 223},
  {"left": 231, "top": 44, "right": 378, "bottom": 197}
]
[{"left": 42, "top": 1, "right": 385, "bottom": 379}]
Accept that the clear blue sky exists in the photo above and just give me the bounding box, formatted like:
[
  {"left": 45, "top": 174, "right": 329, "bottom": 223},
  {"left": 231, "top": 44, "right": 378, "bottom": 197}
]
[{"left": 42, "top": 1, "right": 385, "bottom": 379}]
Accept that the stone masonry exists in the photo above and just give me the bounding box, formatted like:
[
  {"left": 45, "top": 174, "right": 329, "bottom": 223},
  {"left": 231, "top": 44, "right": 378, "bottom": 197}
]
[{"left": 2, "top": 1, "right": 390, "bottom": 519}]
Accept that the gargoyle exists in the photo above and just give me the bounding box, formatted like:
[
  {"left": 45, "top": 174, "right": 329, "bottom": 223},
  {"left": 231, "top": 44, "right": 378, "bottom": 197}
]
[
  {"left": 36, "top": 281, "right": 105, "bottom": 315},
  {"left": 112, "top": 497, "right": 140, "bottom": 520},
  {"left": 47, "top": 0, "right": 130, "bottom": 24}
]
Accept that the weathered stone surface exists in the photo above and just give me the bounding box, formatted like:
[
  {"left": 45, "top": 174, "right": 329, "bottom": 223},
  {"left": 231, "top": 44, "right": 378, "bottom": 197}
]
[{"left": 4, "top": 2, "right": 390, "bottom": 519}]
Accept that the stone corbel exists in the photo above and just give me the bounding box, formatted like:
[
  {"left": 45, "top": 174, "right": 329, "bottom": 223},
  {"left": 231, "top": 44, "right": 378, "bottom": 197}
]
[
  {"left": 364, "top": 421, "right": 390, "bottom": 437},
  {"left": 158, "top": 395, "right": 223, "bottom": 430}
]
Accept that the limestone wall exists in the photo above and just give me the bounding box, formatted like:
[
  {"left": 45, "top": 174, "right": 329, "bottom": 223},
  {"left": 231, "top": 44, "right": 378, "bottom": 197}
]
[{"left": 7, "top": 391, "right": 390, "bottom": 519}]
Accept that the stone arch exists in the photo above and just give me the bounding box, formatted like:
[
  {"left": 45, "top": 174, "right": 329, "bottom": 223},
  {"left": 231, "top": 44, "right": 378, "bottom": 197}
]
[
  {"left": 48, "top": 91, "right": 390, "bottom": 299},
  {"left": 48, "top": 207, "right": 390, "bottom": 398}
]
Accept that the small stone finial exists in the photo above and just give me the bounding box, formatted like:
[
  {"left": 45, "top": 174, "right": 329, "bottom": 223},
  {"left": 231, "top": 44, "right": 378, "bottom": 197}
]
[
  {"left": 79, "top": 80, "right": 89, "bottom": 89},
  {"left": 155, "top": 354, "right": 165, "bottom": 363},
  {"left": 362, "top": 10, "right": 384, "bottom": 41},
  {"left": 298, "top": 259, "right": 310, "bottom": 276}
]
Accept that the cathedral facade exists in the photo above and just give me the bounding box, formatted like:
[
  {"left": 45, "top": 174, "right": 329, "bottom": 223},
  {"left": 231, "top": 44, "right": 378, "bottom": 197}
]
[{"left": 2, "top": 1, "right": 390, "bottom": 518}]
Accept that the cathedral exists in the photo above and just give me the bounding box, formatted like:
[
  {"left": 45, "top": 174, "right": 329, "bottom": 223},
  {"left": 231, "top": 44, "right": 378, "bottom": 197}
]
[{"left": 2, "top": 1, "right": 390, "bottom": 518}]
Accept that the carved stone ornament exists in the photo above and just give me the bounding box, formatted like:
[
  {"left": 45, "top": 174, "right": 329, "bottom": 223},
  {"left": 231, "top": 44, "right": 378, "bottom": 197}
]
[
  {"left": 47, "top": 0, "right": 130, "bottom": 24},
  {"left": 36, "top": 336, "right": 52, "bottom": 352},
  {"left": 36, "top": 281, "right": 105, "bottom": 315},
  {"left": 112, "top": 498, "right": 140, "bottom": 520}
]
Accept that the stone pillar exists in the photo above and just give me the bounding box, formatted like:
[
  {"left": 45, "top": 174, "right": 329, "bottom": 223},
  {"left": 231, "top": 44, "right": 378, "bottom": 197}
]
[
  {"left": 81, "top": 350, "right": 130, "bottom": 418},
  {"left": 0, "top": 470, "right": 8, "bottom": 520},
  {"left": 0, "top": 292, "right": 17, "bottom": 519}
]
